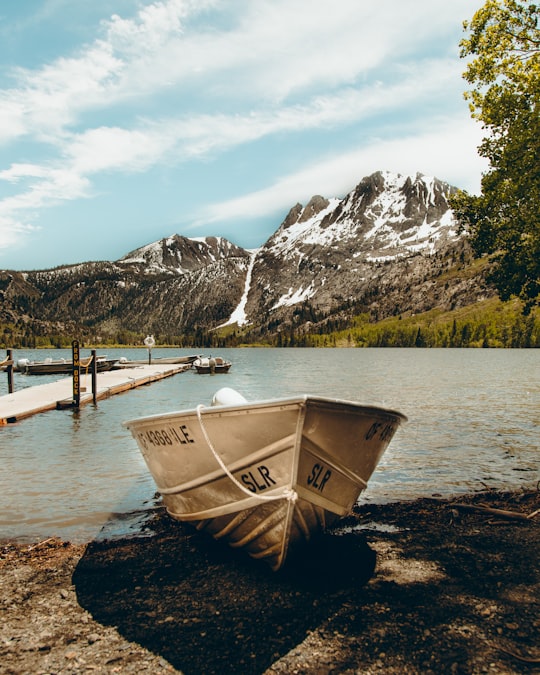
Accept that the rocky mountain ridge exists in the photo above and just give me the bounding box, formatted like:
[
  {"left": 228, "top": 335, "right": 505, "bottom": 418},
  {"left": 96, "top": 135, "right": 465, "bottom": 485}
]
[
  {"left": 119, "top": 235, "right": 248, "bottom": 275},
  {"left": 0, "top": 171, "right": 494, "bottom": 344}
]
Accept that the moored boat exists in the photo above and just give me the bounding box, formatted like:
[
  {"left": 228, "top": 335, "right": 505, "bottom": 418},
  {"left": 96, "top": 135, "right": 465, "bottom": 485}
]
[
  {"left": 193, "top": 356, "right": 231, "bottom": 374},
  {"left": 0, "top": 354, "right": 13, "bottom": 372},
  {"left": 16, "top": 355, "right": 118, "bottom": 375},
  {"left": 113, "top": 354, "right": 201, "bottom": 368},
  {"left": 124, "top": 387, "right": 406, "bottom": 570}
]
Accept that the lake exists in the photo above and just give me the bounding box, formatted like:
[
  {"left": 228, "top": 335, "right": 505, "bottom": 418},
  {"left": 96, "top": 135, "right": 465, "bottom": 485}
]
[{"left": 0, "top": 347, "right": 538, "bottom": 543}]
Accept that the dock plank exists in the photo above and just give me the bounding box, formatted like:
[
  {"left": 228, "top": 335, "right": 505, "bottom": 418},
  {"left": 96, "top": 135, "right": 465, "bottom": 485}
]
[{"left": 0, "top": 364, "right": 190, "bottom": 424}]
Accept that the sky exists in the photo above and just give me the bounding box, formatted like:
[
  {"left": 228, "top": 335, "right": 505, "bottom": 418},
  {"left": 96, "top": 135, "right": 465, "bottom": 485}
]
[{"left": 0, "top": 0, "right": 488, "bottom": 272}]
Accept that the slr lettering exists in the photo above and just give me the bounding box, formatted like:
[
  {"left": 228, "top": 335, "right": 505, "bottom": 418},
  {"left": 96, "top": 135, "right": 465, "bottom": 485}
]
[
  {"left": 241, "top": 465, "right": 276, "bottom": 493},
  {"left": 307, "top": 463, "right": 332, "bottom": 492}
]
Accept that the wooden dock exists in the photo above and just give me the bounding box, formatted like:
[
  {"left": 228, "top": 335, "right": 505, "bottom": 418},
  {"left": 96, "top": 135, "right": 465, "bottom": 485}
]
[{"left": 0, "top": 363, "right": 191, "bottom": 425}]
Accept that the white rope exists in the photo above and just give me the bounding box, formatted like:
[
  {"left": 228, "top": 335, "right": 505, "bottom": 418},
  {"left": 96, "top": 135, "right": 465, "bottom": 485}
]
[{"left": 196, "top": 404, "right": 298, "bottom": 504}]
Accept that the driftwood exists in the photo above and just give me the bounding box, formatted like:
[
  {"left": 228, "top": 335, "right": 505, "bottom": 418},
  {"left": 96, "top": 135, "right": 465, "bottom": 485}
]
[
  {"left": 498, "top": 646, "right": 540, "bottom": 664},
  {"left": 452, "top": 503, "right": 537, "bottom": 521},
  {"left": 27, "top": 537, "right": 56, "bottom": 551}
]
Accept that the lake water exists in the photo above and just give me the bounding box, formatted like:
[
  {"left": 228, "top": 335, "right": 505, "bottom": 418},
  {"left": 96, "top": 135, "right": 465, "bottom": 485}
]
[{"left": 0, "top": 348, "right": 538, "bottom": 543}]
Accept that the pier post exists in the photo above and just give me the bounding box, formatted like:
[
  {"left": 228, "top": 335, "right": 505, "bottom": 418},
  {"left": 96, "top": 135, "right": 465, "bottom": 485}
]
[
  {"left": 144, "top": 335, "right": 155, "bottom": 365},
  {"left": 72, "top": 340, "right": 80, "bottom": 409},
  {"left": 91, "top": 349, "right": 97, "bottom": 404},
  {"left": 7, "top": 349, "right": 14, "bottom": 394}
]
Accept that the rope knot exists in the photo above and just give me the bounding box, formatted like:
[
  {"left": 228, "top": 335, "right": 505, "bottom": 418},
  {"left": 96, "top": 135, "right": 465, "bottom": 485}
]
[{"left": 283, "top": 488, "right": 298, "bottom": 503}]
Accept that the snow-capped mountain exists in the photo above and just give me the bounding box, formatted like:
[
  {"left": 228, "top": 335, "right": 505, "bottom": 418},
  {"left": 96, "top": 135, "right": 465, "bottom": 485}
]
[
  {"left": 120, "top": 235, "right": 248, "bottom": 275},
  {"left": 1, "top": 171, "right": 492, "bottom": 340},
  {"left": 241, "top": 171, "right": 464, "bottom": 327},
  {"left": 266, "top": 171, "right": 456, "bottom": 262}
]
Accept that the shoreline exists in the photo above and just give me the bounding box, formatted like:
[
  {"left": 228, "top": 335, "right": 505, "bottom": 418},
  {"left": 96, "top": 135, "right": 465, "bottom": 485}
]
[{"left": 1, "top": 489, "right": 539, "bottom": 674}]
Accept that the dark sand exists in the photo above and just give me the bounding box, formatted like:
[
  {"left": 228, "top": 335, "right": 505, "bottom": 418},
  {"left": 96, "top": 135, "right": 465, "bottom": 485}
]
[{"left": 1, "top": 489, "right": 539, "bottom": 674}]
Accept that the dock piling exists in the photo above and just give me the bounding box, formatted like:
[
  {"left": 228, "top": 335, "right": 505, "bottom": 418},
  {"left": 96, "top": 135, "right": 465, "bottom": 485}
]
[
  {"left": 7, "top": 349, "right": 14, "bottom": 394},
  {"left": 72, "top": 340, "right": 80, "bottom": 409},
  {"left": 91, "top": 349, "right": 97, "bottom": 404}
]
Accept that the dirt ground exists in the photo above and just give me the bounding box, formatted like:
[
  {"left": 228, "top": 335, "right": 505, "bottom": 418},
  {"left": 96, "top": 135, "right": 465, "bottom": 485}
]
[{"left": 1, "top": 488, "right": 539, "bottom": 675}]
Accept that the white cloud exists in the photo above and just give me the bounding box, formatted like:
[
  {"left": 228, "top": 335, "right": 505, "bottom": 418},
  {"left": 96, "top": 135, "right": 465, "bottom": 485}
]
[
  {"left": 1, "top": 51, "right": 463, "bottom": 174},
  {"left": 0, "top": 1, "right": 212, "bottom": 145},
  {"left": 0, "top": 0, "right": 484, "bottom": 263},
  {"left": 173, "top": 0, "right": 472, "bottom": 102},
  {"left": 0, "top": 165, "right": 90, "bottom": 253},
  {"left": 67, "top": 126, "right": 169, "bottom": 174},
  {"left": 0, "top": 215, "right": 38, "bottom": 251},
  {"left": 192, "top": 115, "right": 487, "bottom": 229},
  {"left": 0, "top": 99, "right": 27, "bottom": 145},
  {"left": 0, "top": 0, "right": 472, "bottom": 146}
]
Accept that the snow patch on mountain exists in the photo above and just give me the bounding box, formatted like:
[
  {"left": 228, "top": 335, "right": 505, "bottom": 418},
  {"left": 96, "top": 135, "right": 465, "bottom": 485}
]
[
  {"left": 273, "top": 199, "right": 342, "bottom": 253},
  {"left": 272, "top": 282, "right": 317, "bottom": 310},
  {"left": 218, "top": 249, "right": 259, "bottom": 327}
]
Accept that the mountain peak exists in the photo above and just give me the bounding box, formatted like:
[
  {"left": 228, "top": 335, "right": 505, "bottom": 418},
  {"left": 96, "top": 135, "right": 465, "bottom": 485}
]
[
  {"left": 263, "top": 171, "right": 458, "bottom": 261},
  {"left": 119, "top": 234, "right": 249, "bottom": 274}
]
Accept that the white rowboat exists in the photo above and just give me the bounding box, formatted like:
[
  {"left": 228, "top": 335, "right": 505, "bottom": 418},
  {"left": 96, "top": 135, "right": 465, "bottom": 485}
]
[
  {"left": 193, "top": 356, "right": 232, "bottom": 374},
  {"left": 124, "top": 388, "right": 406, "bottom": 571}
]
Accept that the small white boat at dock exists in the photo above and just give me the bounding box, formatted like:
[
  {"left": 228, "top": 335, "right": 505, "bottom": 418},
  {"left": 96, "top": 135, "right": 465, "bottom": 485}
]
[
  {"left": 193, "top": 356, "right": 232, "bottom": 374},
  {"left": 124, "top": 387, "right": 406, "bottom": 571}
]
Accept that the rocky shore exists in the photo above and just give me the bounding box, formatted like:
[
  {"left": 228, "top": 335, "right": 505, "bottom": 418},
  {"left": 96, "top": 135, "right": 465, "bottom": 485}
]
[{"left": 1, "top": 489, "right": 539, "bottom": 675}]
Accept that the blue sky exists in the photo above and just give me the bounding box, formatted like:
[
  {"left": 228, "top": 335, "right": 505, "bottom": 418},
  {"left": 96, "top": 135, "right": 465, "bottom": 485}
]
[{"left": 0, "top": 0, "right": 487, "bottom": 271}]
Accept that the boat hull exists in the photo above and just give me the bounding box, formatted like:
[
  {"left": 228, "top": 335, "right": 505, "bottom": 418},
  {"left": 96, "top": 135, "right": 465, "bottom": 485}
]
[
  {"left": 116, "top": 355, "right": 200, "bottom": 367},
  {"left": 194, "top": 364, "right": 231, "bottom": 374},
  {"left": 124, "top": 395, "right": 406, "bottom": 570},
  {"left": 18, "top": 357, "right": 117, "bottom": 375},
  {"left": 193, "top": 356, "right": 231, "bottom": 374}
]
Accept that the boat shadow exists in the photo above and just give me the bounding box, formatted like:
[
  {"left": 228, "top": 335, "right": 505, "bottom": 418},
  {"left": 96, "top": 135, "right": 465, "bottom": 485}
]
[{"left": 73, "top": 515, "right": 376, "bottom": 675}]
